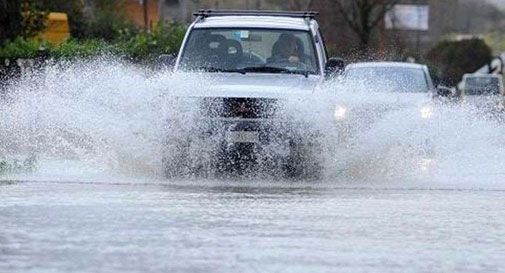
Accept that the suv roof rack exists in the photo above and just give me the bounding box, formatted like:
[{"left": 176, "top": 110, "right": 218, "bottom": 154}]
[{"left": 193, "top": 10, "right": 319, "bottom": 19}]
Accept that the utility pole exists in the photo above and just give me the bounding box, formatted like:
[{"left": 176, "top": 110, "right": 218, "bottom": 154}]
[{"left": 143, "top": 0, "right": 149, "bottom": 31}]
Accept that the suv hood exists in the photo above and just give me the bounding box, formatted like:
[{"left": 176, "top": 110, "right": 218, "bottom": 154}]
[{"left": 176, "top": 73, "right": 320, "bottom": 99}]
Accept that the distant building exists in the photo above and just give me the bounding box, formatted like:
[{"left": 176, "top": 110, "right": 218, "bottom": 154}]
[
  {"left": 158, "top": 0, "right": 190, "bottom": 23},
  {"left": 385, "top": 0, "right": 460, "bottom": 56},
  {"left": 125, "top": 0, "right": 160, "bottom": 30},
  {"left": 84, "top": 0, "right": 161, "bottom": 30}
]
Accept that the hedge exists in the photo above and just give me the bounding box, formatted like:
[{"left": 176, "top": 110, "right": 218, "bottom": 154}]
[
  {"left": 425, "top": 38, "right": 492, "bottom": 86},
  {"left": 0, "top": 23, "right": 186, "bottom": 62}
]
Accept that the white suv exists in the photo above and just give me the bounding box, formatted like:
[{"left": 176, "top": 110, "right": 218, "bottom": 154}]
[{"left": 163, "top": 10, "right": 342, "bottom": 178}]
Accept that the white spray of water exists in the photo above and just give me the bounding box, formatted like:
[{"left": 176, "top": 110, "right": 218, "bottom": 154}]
[
  {"left": 1, "top": 59, "right": 505, "bottom": 188},
  {"left": 1, "top": 59, "right": 172, "bottom": 180},
  {"left": 321, "top": 81, "right": 505, "bottom": 188}
]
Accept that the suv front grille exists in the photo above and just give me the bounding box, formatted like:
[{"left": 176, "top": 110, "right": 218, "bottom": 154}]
[{"left": 202, "top": 97, "right": 278, "bottom": 119}]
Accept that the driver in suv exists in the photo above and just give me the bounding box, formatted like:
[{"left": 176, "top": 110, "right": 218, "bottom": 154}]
[{"left": 268, "top": 34, "right": 302, "bottom": 65}]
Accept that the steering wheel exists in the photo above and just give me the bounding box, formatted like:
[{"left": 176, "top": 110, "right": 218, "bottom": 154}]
[{"left": 269, "top": 57, "right": 310, "bottom": 71}]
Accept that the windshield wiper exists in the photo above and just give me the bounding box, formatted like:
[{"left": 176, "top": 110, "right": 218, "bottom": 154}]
[
  {"left": 195, "top": 66, "right": 310, "bottom": 77},
  {"left": 195, "top": 66, "right": 245, "bottom": 74},
  {"left": 240, "top": 66, "right": 309, "bottom": 78}
]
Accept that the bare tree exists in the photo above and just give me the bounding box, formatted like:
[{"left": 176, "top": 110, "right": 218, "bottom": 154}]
[
  {"left": 333, "top": 0, "right": 399, "bottom": 48},
  {"left": 288, "top": 0, "right": 312, "bottom": 11}
]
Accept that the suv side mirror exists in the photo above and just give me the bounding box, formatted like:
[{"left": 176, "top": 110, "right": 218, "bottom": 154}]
[
  {"left": 325, "top": 57, "right": 345, "bottom": 78},
  {"left": 157, "top": 54, "right": 177, "bottom": 70}
]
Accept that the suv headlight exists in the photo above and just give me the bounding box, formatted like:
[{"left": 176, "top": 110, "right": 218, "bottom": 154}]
[
  {"left": 420, "top": 105, "right": 433, "bottom": 119},
  {"left": 334, "top": 105, "right": 347, "bottom": 121},
  {"left": 497, "top": 101, "right": 505, "bottom": 111}
]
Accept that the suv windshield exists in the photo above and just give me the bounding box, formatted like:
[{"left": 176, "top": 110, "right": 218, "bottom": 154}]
[
  {"left": 344, "top": 67, "right": 429, "bottom": 93},
  {"left": 179, "top": 28, "right": 319, "bottom": 75},
  {"left": 465, "top": 77, "right": 501, "bottom": 95}
]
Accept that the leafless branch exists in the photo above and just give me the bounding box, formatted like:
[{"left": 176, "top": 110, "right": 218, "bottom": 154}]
[
  {"left": 370, "top": 0, "right": 400, "bottom": 28},
  {"left": 333, "top": 0, "right": 400, "bottom": 45}
]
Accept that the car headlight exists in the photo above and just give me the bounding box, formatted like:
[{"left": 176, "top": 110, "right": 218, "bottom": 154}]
[
  {"left": 334, "top": 105, "right": 347, "bottom": 121},
  {"left": 420, "top": 105, "right": 433, "bottom": 119}
]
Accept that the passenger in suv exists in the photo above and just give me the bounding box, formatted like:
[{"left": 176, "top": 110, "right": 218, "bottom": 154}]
[{"left": 162, "top": 10, "right": 343, "bottom": 179}]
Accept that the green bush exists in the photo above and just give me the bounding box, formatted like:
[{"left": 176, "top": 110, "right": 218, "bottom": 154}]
[
  {"left": 0, "top": 37, "right": 51, "bottom": 59},
  {"left": 115, "top": 23, "right": 186, "bottom": 60},
  {"left": 50, "top": 39, "right": 111, "bottom": 58},
  {"left": 0, "top": 23, "right": 186, "bottom": 62},
  {"left": 426, "top": 39, "right": 492, "bottom": 86}
]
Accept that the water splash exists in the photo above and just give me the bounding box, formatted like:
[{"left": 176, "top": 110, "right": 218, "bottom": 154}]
[
  {"left": 1, "top": 59, "right": 172, "bottom": 179},
  {"left": 1, "top": 58, "right": 505, "bottom": 188}
]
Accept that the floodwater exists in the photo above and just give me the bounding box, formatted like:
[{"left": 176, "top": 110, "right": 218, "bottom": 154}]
[
  {"left": 1, "top": 60, "right": 505, "bottom": 272},
  {"left": 1, "top": 181, "right": 505, "bottom": 273}
]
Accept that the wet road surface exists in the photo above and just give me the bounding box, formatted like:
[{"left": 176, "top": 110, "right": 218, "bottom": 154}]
[{"left": 1, "top": 180, "right": 504, "bottom": 273}]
